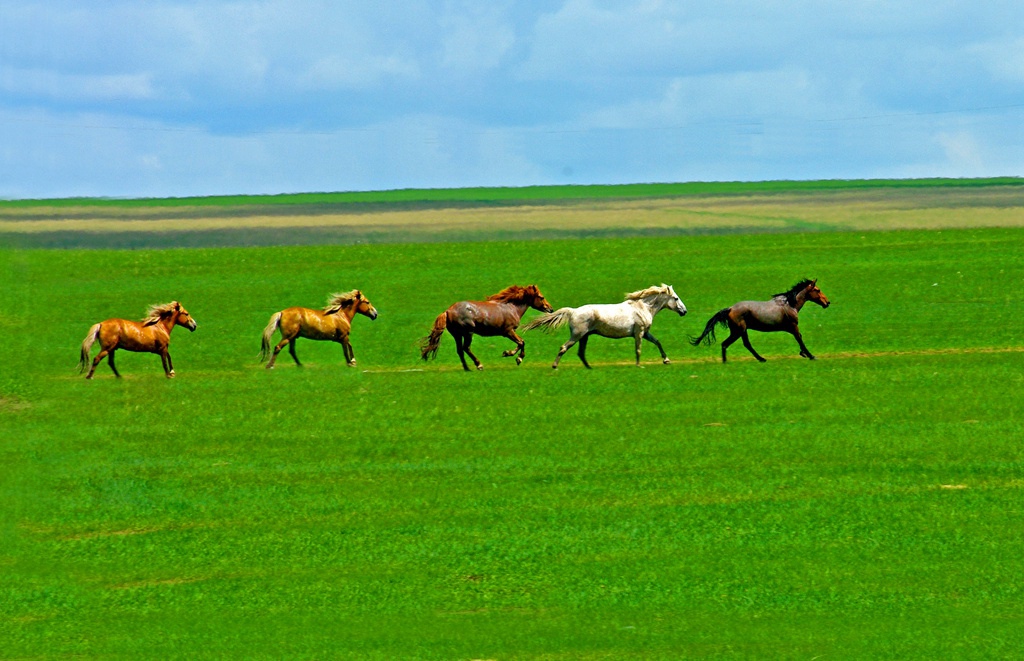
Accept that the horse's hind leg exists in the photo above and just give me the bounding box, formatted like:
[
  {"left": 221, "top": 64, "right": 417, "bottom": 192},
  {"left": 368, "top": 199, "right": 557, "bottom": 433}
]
[
  {"left": 720, "top": 328, "right": 741, "bottom": 363},
  {"left": 452, "top": 333, "right": 471, "bottom": 371},
  {"left": 740, "top": 331, "right": 767, "bottom": 363},
  {"left": 791, "top": 327, "right": 815, "bottom": 360},
  {"left": 577, "top": 333, "right": 592, "bottom": 369},
  {"left": 553, "top": 334, "right": 579, "bottom": 369},
  {"left": 462, "top": 335, "right": 484, "bottom": 371},
  {"left": 86, "top": 349, "right": 109, "bottom": 379},
  {"left": 107, "top": 349, "right": 121, "bottom": 378},
  {"left": 643, "top": 330, "right": 670, "bottom": 364}
]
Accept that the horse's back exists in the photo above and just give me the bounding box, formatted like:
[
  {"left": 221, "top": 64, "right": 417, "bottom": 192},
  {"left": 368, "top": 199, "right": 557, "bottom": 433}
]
[
  {"left": 446, "top": 300, "right": 516, "bottom": 334},
  {"left": 574, "top": 302, "right": 640, "bottom": 338}
]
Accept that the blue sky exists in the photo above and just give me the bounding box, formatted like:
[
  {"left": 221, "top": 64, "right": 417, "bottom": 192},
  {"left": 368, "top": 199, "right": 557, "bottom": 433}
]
[{"left": 2, "top": 1, "right": 1022, "bottom": 198}]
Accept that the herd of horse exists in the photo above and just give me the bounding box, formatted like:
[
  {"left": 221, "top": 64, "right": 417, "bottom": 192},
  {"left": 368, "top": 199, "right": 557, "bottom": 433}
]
[{"left": 78, "top": 280, "right": 830, "bottom": 378}]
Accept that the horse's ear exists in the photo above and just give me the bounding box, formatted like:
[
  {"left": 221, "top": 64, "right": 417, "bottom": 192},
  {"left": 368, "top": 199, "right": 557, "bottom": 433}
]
[{"left": 174, "top": 301, "right": 181, "bottom": 310}]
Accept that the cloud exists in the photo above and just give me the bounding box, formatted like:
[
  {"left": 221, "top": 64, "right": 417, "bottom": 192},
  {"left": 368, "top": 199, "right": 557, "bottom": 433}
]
[{"left": 0, "top": 67, "right": 156, "bottom": 102}]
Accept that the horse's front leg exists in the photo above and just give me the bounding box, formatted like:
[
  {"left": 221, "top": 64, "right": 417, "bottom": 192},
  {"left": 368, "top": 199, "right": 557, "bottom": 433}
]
[
  {"left": 341, "top": 337, "right": 357, "bottom": 366},
  {"left": 633, "top": 331, "right": 643, "bottom": 365},
  {"left": 160, "top": 350, "right": 175, "bottom": 378},
  {"left": 502, "top": 329, "right": 526, "bottom": 365},
  {"left": 791, "top": 327, "right": 815, "bottom": 360},
  {"left": 643, "top": 330, "right": 670, "bottom": 364}
]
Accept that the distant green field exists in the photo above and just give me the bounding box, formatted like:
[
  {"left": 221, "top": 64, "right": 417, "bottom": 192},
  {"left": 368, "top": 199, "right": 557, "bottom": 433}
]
[
  {"left": 2, "top": 223, "right": 1022, "bottom": 657},
  {"left": 3, "top": 176, "right": 1023, "bottom": 209}
]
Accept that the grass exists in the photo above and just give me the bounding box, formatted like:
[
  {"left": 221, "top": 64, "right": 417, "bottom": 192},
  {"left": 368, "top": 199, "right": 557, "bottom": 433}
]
[
  {"left": 1, "top": 218, "right": 1023, "bottom": 657},
  {"left": 3, "top": 177, "right": 1023, "bottom": 209},
  {"left": 2, "top": 179, "right": 1023, "bottom": 251}
]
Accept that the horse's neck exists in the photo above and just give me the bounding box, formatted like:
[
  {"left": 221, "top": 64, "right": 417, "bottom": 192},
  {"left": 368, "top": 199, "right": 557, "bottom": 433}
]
[
  {"left": 155, "top": 315, "right": 176, "bottom": 334},
  {"left": 638, "top": 296, "right": 666, "bottom": 315},
  {"left": 773, "top": 294, "right": 803, "bottom": 312},
  {"left": 791, "top": 292, "right": 808, "bottom": 311},
  {"left": 335, "top": 306, "right": 357, "bottom": 322},
  {"left": 509, "top": 301, "right": 529, "bottom": 319}
]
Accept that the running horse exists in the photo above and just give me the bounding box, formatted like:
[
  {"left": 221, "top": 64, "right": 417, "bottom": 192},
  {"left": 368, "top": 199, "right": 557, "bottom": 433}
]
[
  {"left": 419, "top": 285, "right": 553, "bottom": 370},
  {"left": 260, "top": 290, "right": 378, "bottom": 368},
  {"left": 522, "top": 284, "right": 687, "bottom": 369},
  {"left": 78, "top": 301, "right": 198, "bottom": 379},
  {"left": 689, "top": 279, "right": 830, "bottom": 362}
]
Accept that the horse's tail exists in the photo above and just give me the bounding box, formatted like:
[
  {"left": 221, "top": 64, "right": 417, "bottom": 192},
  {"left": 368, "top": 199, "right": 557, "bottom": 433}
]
[
  {"left": 259, "top": 312, "right": 283, "bottom": 362},
  {"left": 689, "top": 308, "right": 731, "bottom": 347},
  {"left": 521, "top": 307, "right": 574, "bottom": 333},
  {"left": 78, "top": 323, "right": 101, "bottom": 373},
  {"left": 419, "top": 311, "right": 448, "bottom": 361}
]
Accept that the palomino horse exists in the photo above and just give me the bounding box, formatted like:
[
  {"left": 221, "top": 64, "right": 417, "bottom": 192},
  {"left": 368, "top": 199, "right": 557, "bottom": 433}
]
[
  {"left": 522, "top": 284, "right": 687, "bottom": 369},
  {"left": 260, "top": 290, "right": 378, "bottom": 368},
  {"left": 79, "top": 301, "right": 197, "bottom": 379},
  {"left": 420, "top": 284, "right": 553, "bottom": 370},
  {"left": 689, "top": 279, "right": 830, "bottom": 362}
]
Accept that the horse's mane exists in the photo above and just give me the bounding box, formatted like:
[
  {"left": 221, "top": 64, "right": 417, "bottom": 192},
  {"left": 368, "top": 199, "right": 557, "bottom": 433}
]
[
  {"left": 625, "top": 284, "right": 672, "bottom": 301},
  {"left": 324, "top": 290, "right": 361, "bottom": 314},
  {"left": 773, "top": 279, "right": 815, "bottom": 306},
  {"left": 142, "top": 302, "right": 178, "bottom": 326},
  {"left": 486, "top": 285, "right": 534, "bottom": 303}
]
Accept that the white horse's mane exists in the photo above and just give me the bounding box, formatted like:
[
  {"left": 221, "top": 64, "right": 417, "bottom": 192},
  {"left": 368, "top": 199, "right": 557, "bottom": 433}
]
[{"left": 624, "top": 284, "right": 673, "bottom": 301}]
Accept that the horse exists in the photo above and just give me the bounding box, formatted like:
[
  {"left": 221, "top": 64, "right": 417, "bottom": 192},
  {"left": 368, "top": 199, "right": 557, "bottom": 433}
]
[
  {"left": 522, "top": 284, "right": 687, "bottom": 369},
  {"left": 78, "top": 301, "right": 197, "bottom": 379},
  {"left": 259, "top": 290, "right": 378, "bottom": 369},
  {"left": 419, "top": 284, "right": 553, "bottom": 371},
  {"left": 689, "top": 278, "right": 830, "bottom": 362}
]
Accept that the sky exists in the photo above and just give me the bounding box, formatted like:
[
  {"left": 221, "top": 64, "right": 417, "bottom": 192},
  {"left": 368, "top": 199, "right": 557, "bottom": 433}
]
[{"left": 1, "top": 0, "right": 1023, "bottom": 199}]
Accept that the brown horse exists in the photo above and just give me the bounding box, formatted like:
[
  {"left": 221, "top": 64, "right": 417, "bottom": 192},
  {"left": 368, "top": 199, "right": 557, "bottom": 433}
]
[
  {"left": 260, "top": 290, "right": 378, "bottom": 369},
  {"left": 690, "top": 279, "right": 831, "bottom": 362},
  {"left": 79, "top": 301, "right": 198, "bottom": 379},
  {"left": 420, "top": 284, "right": 553, "bottom": 370}
]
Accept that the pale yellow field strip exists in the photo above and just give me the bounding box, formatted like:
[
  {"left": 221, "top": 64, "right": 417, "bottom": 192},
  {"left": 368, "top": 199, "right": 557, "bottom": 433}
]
[{"left": 3, "top": 187, "right": 1024, "bottom": 235}]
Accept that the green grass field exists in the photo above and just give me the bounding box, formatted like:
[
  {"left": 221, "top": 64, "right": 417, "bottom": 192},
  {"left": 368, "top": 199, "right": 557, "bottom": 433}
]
[{"left": 2, "top": 185, "right": 1024, "bottom": 657}]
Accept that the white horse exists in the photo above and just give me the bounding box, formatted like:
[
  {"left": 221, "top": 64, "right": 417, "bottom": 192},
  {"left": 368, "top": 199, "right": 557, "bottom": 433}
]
[{"left": 522, "top": 284, "right": 687, "bottom": 369}]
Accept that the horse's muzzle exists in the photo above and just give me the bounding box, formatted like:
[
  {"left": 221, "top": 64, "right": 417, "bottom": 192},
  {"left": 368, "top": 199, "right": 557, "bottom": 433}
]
[{"left": 188, "top": 320, "right": 198, "bottom": 331}]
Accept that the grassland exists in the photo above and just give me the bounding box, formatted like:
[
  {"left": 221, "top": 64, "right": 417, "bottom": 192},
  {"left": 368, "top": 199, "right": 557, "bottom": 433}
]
[
  {"left": 2, "top": 179, "right": 1023, "bottom": 249},
  {"left": 1, "top": 182, "right": 1024, "bottom": 658}
]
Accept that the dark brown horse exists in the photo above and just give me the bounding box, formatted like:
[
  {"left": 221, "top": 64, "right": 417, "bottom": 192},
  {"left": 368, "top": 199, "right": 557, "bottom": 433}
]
[
  {"left": 420, "top": 284, "right": 553, "bottom": 370},
  {"left": 79, "top": 301, "right": 198, "bottom": 379},
  {"left": 260, "top": 290, "right": 378, "bottom": 368},
  {"left": 690, "top": 279, "right": 830, "bottom": 362}
]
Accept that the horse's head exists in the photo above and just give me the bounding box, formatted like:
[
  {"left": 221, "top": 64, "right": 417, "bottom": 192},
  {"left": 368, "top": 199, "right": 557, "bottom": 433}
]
[
  {"left": 173, "top": 302, "right": 198, "bottom": 331},
  {"left": 354, "top": 291, "right": 379, "bottom": 320},
  {"left": 525, "top": 284, "right": 554, "bottom": 313},
  {"left": 666, "top": 284, "right": 687, "bottom": 316},
  {"left": 806, "top": 280, "right": 830, "bottom": 309}
]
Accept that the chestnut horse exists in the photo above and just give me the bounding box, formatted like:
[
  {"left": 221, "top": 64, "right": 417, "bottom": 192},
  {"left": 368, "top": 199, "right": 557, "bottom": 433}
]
[
  {"left": 260, "top": 290, "right": 378, "bottom": 368},
  {"left": 78, "top": 301, "right": 198, "bottom": 379},
  {"left": 689, "top": 279, "right": 830, "bottom": 362},
  {"left": 419, "top": 284, "right": 553, "bottom": 370}
]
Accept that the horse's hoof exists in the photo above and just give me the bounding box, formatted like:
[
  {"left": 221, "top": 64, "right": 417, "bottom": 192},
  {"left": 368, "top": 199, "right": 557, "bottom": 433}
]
[
  {"left": 347, "top": 360, "right": 357, "bottom": 367},
  {"left": 663, "top": 358, "right": 671, "bottom": 364},
  {"left": 476, "top": 365, "right": 484, "bottom": 371},
  {"left": 515, "top": 357, "right": 523, "bottom": 365},
  {"left": 757, "top": 358, "right": 767, "bottom": 363},
  {"left": 85, "top": 375, "right": 94, "bottom": 380},
  {"left": 551, "top": 364, "right": 558, "bottom": 370}
]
